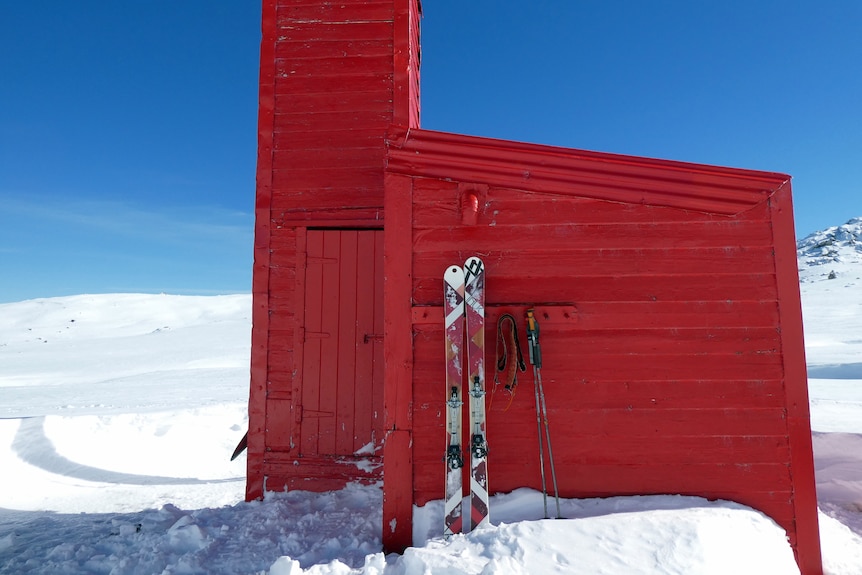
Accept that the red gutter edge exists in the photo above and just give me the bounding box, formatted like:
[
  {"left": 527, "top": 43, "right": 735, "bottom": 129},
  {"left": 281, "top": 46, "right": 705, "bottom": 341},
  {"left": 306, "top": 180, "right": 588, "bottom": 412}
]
[{"left": 386, "top": 126, "right": 790, "bottom": 216}]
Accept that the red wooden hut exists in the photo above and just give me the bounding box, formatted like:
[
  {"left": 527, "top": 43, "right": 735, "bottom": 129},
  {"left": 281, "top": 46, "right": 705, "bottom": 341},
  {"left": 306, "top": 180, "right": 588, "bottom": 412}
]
[{"left": 247, "top": 1, "right": 822, "bottom": 573}]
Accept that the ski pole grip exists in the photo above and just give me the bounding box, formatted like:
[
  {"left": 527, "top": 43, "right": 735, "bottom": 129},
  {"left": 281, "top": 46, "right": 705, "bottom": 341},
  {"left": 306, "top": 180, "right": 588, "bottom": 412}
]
[{"left": 526, "top": 309, "right": 542, "bottom": 368}]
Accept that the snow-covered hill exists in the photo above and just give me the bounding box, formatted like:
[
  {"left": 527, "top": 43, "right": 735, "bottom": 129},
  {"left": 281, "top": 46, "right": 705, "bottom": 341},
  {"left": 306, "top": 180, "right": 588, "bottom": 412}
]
[
  {"left": 798, "top": 217, "right": 862, "bottom": 284},
  {"left": 798, "top": 217, "right": 862, "bottom": 406},
  {"left": 1, "top": 293, "right": 251, "bottom": 418},
  {"left": 2, "top": 219, "right": 862, "bottom": 574}
]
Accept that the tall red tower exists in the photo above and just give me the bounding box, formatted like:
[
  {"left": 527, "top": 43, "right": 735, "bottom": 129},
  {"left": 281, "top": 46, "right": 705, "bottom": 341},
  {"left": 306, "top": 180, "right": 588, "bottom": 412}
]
[{"left": 247, "top": 0, "right": 420, "bottom": 497}]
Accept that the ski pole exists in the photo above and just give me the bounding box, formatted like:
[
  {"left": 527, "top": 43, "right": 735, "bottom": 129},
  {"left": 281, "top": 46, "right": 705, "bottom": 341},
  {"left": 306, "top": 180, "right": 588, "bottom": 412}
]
[
  {"left": 536, "top": 358, "right": 562, "bottom": 519},
  {"left": 526, "top": 309, "right": 562, "bottom": 519},
  {"left": 526, "top": 310, "right": 548, "bottom": 517}
]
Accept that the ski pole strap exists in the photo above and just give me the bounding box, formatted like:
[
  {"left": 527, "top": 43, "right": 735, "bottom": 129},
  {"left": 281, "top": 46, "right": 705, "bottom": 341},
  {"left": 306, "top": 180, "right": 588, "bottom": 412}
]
[
  {"left": 525, "top": 308, "right": 542, "bottom": 369},
  {"left": 495, "top": 313, "right": 526, "bottom": 390}
]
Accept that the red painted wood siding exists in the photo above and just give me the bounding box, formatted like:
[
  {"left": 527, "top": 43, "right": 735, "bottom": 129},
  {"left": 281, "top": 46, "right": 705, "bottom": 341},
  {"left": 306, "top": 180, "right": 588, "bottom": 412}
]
[
  {"left": 382, "top": 131, "right": 820, "bottom": 570},
  {"left": 262, "top": 230, "right": 385, "bottom": 492},
  {"left": 409, "top": 182, "right": 789, "bottom": 503},
  {"left": 248, "top": 0, "right": 421, "bottom": 499},
  {"left": 298, "top": 230, "right": 384, "bottom": 458},
  {"left": 386, "top": 128, "right": 787, "bottom": 216},
  {"left": 246, "top": 0, "right": 279, "bottom": 500},
  {"left": 267, "top": 0, "right": 421, "bottom": 225},
  {"left": 408, "top": 182, "right": 813, "bottom": 555}
]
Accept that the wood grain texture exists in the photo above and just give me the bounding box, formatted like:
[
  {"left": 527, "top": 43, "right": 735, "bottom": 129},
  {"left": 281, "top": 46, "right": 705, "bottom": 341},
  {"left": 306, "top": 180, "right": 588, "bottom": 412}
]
[
  {"left": 246, "top": 0, "right": 279, "bottom": 503},
  {"left": 275, "top": 1, "right": 394, "bottom": 23},
  {"left": 768, "top": 185, "right": 823, "bottom": 573},
  {"left": 250, "top": 1, "right": 818, "bottom": 570},
  {"left": 387, "top": 158, "right": 818, "bottom": 570},
  {"left": 262, "top": 453, "right": 383, "bottom": 493},
  {"left": 382, "top": 172, "right": 415, "bottom": 551},
  {"left": 251, "top": 0, "right": 414, "bottom": 498},
  {"left": 388, "top": 129, "right": 789, "bottom": 216}
]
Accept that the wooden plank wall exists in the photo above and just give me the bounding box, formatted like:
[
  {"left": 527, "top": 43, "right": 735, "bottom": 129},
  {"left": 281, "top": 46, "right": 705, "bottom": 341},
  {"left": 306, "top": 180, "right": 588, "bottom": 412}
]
[
  {"left": 297, "top": 230, "right": 385, "bottom": 458},
  {"left": 270, "top": 0, "right": 397, "bottom": 224},
  {"left": 249, "top": 0, "right": 421, "bottom": 497},
  {"left": 263, "top": 230, "right": 386, "bottom": 492},
  {"left": 408, "top": 178, "right": 799, "bottom": 535},
  {"left": 263, "top": 0, "right": 395, "bottom": 487}
]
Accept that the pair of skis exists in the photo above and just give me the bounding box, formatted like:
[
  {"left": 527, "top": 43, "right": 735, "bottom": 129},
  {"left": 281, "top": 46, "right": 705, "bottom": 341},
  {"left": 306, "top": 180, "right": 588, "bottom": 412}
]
[{"left": 443, "top": 256, "right": 488, "bottom": 536}]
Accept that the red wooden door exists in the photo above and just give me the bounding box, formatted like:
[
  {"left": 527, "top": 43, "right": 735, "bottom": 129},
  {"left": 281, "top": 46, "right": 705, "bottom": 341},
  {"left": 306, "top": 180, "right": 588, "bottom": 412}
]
[{"left": 299, "top": 230, "right": 384, "bottom": 458}]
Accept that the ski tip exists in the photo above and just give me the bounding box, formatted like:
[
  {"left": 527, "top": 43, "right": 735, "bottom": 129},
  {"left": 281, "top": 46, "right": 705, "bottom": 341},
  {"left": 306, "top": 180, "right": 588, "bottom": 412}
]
[
  {"left": 230, "top": 430, "right": 248, "bottom": 461},
  {"left": 444, "top": 265, "right": 466, "bottom": 284},
  {"left": 464, "top": 256, "right": 484, "bottom": 279}
]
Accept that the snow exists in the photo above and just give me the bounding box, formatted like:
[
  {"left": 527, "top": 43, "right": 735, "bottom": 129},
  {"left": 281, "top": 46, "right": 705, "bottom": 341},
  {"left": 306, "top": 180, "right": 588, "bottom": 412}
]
[{"left": 2, "top": 220, "right": 862, "bottom": 573}]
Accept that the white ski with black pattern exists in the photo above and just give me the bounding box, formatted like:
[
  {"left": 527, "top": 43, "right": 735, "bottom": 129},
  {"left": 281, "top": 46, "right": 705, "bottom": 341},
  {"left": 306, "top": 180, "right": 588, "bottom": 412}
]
[{"left": 464, "top": 256, "right": 489, "bottom": 530}]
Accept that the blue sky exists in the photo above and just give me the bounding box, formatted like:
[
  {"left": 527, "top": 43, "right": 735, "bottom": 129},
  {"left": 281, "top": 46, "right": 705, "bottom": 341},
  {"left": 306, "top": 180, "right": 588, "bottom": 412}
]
[{"left": 1, "top": 1, "right": 860, "bottom": 303}]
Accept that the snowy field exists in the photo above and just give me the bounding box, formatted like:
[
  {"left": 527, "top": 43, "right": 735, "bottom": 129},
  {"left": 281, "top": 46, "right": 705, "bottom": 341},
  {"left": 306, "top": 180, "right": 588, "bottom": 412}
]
[{"left": 2, "top": 219, "right": 862, "bottom": 574}]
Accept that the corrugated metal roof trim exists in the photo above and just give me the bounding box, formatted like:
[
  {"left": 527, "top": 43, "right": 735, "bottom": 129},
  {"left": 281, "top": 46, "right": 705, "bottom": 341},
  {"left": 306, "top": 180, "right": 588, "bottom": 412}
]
[{"left": 385, "top": 127, "right": 790, "bottom": 216}]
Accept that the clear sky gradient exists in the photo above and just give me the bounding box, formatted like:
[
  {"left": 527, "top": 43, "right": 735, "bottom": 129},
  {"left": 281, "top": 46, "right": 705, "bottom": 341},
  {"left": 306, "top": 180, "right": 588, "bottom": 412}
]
[{"left": 1, "top": 1, "right": 860, "bottom": 303}]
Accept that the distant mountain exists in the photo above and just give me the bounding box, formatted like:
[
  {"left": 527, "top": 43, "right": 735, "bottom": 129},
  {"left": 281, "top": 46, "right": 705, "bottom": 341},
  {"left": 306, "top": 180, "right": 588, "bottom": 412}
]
[{"left": 797, "top": 217, "right": 862, "bottom": 283}]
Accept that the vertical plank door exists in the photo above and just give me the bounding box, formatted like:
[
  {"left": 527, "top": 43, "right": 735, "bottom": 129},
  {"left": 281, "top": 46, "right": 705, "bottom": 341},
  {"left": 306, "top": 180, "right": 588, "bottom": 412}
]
[{"left": 300, "top": 230, "right": 384, "bottom": 459}]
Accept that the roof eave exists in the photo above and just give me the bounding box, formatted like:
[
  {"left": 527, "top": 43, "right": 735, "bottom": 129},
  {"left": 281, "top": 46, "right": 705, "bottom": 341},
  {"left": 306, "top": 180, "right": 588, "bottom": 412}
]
[{"left": 386, "top": 127, "right": 790, "bottom": 216}]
